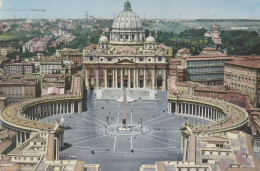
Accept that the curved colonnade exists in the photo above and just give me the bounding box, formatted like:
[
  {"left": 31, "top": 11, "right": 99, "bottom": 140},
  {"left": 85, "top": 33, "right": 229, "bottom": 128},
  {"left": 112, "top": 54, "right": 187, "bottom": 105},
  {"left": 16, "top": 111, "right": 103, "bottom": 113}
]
[
  {"left": 168, "top": 94, "right": 249, "bottom": 134},
  {"left": 0, "top": 76, "right": 83, "bottom": 148}
]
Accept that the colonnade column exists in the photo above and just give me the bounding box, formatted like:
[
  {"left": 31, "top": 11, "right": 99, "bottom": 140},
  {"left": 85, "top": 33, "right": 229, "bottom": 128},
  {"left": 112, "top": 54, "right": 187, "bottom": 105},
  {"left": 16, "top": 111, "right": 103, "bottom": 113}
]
[
  {"left": 176, "top": 102, "right": 179, "bottom": 114},
  {"left": 78, "top": 101, "right": 82, "bottom": 113},
  {"left": 71, "top": 102, "right": 74, "bottom": 113},
  {"left": 198, "top": 106, "right": 201, "bottom": 117},
  {"left": 56, "top": 103, "right": 59, "bottom": 115},
  {"left": 16, "top": 131, "right": 19, "bottom": 145},
  {"left": 168, "top": 102, "right": 172, "bottom": 114}
]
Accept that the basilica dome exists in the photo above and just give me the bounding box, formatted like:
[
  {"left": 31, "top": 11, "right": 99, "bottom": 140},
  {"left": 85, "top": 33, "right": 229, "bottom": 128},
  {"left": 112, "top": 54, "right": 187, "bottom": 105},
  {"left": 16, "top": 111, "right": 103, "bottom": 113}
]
[
  {"left": 110, "top": 0, "right": 145, "bottom": 45},
  {"left": 112, "top": 10, "right": 143, "bottom": 30}
]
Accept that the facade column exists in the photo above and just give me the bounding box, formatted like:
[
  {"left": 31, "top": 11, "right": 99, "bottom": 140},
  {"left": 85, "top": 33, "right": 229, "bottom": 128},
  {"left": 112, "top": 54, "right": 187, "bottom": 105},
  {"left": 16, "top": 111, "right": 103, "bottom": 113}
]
[
  {"left": 115, "top": 69, "right": 118, "bottom": 88},
  {"left": 191, "top": 104, "right": 194, "bottom": 115},
  {"left": 112, "top": 69, "right": 115, "bottom": 88},
  {"left": 121, "top": 68, "right": 123, "bottom": 88},
  {"left": 136, "top": 68, "right": 139, "bottom": 88},
  {"left": 152, "top": 68, "right": 155, "bottom": 89},
  {"left": 104, "top": 69, "right": 107, "bottom": 88},
  {"left": 128, "top": 69, "right": 131, "bottom": 88},
  {"left": 85, "top": 69, "right": 89, "bottom": 89},
  {"left": 96, "top": 68, "right": 99, "bottom": 89},
  {"left": 144, "top": 68, "right": 147, "bottom": 88},
  {"left": 162, "top": 69, "right": 167, "bottom": 90},
  {"left": 133, "top": 68, "right": 136, "bottom": 88}
]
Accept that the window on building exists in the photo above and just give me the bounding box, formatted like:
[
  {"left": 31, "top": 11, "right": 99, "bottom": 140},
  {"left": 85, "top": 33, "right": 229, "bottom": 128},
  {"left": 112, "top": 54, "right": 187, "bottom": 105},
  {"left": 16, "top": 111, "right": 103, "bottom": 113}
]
[{"left": 202, "top": 159, "right": 208, "bottom": 163}]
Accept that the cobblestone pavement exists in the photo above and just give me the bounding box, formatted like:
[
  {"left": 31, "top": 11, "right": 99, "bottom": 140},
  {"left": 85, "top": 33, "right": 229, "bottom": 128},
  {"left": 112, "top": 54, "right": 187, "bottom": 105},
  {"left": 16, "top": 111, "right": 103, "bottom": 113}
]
[{"left": 42, "top": 90, "right": 208, "bottom": 171}]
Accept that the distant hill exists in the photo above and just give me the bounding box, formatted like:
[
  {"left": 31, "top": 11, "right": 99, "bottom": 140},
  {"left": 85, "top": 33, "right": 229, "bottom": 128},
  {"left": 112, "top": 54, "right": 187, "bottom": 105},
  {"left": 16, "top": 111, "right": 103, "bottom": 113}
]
[{"left": 143, "top": 19, "right": 260, "bottom": 33}]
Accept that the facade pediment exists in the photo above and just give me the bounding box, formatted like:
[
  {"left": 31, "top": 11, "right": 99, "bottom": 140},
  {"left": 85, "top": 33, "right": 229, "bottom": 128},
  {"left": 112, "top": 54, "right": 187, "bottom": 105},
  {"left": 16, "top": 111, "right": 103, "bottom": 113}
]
[{"left": 116, "top": 59, "right": 135, "bottom": 64}]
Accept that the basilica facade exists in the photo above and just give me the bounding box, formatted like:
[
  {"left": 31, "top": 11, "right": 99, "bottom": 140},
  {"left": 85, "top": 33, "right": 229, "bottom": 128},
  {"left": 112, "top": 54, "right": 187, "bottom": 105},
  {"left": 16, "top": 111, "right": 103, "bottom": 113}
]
[{"left": 83, "top": 0, "right": 172, "bottom": 90}]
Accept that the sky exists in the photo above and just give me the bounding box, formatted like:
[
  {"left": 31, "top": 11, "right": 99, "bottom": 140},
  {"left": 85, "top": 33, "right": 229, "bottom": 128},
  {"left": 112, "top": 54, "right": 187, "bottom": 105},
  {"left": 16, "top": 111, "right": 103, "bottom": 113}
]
[{"left": 0, "top": 0, "right": 260, "bottom": 19}]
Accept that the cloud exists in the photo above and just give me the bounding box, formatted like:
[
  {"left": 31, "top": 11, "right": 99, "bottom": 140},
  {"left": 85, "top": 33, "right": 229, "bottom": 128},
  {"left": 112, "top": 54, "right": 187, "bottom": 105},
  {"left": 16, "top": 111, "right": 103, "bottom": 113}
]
[{"left": 0, "top": 0, "right": 2, "bottom": 8}]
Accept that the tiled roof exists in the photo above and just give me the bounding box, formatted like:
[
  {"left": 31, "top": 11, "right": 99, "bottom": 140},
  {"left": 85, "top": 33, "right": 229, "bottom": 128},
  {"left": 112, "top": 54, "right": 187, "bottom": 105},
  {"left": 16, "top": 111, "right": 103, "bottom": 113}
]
[
  {"left": 177, "top": 48, "right": 191, "bottom": 54},
  {"left": 225, "top": 58, "right": 260, "bottom": 69},
  {"left": 117, "top": 46, "right": 137, "bottom": 54},
  {"left": 84, "top": 44, "right": 97, "bottom": 50},
  {"left": 156, "top": 44, "right": 171, "bottom": 50}
]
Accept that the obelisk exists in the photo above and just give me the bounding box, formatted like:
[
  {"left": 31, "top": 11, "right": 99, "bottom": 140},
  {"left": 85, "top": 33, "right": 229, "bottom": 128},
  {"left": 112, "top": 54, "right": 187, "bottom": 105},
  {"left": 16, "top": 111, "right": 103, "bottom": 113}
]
[{"left": 122, "top": 89, "right": 127, "bottom": 128}]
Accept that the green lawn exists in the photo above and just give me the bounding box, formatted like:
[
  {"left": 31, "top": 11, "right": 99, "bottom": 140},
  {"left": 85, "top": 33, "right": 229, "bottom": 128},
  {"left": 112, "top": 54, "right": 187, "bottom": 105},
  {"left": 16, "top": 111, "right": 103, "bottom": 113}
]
[{"left": 0, "top": 35, "right": 14, "bottom": 40}]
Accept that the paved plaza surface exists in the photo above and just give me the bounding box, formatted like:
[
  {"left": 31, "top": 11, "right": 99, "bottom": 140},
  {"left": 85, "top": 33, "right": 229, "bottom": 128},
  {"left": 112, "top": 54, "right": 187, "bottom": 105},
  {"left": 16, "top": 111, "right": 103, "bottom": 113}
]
[{"left": 42, "top": 90, "right": 208, "bottom": 171}]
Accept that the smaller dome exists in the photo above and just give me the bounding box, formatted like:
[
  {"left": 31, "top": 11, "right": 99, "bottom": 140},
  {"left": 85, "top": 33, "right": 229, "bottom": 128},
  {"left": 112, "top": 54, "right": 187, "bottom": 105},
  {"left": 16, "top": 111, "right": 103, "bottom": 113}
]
[
  {"left": 146, "top": 35, "right": 155, "bottom": 42},
  {"left": 99, "top": 36, "right": 108, "bottom": 42}
]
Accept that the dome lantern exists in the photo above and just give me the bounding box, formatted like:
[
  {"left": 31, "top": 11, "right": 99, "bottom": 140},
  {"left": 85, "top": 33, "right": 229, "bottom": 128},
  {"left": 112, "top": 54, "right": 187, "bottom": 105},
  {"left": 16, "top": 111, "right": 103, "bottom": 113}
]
[{"left": 124, "top": 0, "right": 132, "bottom": 11}]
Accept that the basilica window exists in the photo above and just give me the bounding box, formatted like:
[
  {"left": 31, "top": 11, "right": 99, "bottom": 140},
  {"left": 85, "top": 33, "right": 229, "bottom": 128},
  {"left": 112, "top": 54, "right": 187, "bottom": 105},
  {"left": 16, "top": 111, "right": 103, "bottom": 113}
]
[
  {"left": 90, "top": 57, "right": 93, "bottom": 61},
  {"left": 158, "top": 57, "right": 162, "bottom": 62}
]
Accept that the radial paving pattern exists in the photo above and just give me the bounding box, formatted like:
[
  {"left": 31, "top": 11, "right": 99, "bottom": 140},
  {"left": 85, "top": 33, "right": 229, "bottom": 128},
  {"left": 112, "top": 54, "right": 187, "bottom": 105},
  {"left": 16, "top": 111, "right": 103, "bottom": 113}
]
[{"left": 42, "top": 90, "right": 209, "bottom": 171}]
